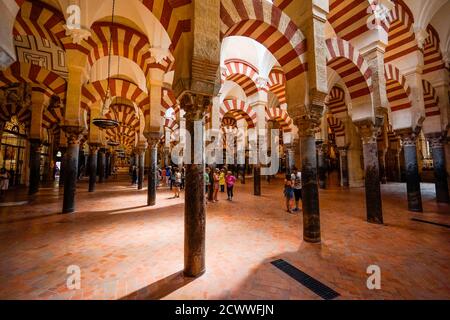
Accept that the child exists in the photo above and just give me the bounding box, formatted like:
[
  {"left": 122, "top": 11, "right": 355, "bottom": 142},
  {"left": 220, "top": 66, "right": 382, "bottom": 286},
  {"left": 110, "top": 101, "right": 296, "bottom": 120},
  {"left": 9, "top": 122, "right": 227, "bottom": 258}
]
[
  {"left": 225, "top": 171, "right": 237, "bottom": 201},
  {"left": 219, "top": 169, "right": 225, "bottom": 192}
]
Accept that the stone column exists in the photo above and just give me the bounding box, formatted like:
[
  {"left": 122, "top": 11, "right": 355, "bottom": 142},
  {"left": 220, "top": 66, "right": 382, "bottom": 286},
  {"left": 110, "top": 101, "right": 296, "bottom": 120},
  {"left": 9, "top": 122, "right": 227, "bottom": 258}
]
[
  {"left": 338, "top": 146, "right": 349, "bottom": 187},
  {"left": 28, "top": 139, "right": 42, "bottom": 195},
  {"left": 285, "top": 143, "right": 294, "bottom": 175},
  {"left": 62, "top": 127, "right": 83, "bottom": 214},
  {"left": 356, "top": 120, "right": 384, "bottom": 224},
  {"left": 295, "top": 115, "right": 322, "bottom": 243},
  {"left": 59, "top": 147, "right": 67, "bottom": 187},
  {"left": 378, "top": 149, "right": 388, "bottom": 184},
  {"left": 145, "top": 136, "right": 159, "bottom": 206},
  {"left": 88, "top": 144, "right": 99, "bottom": 192},
  {"left": 98, "top": 148, "right": 106, "bottom": 183},
  {"left": 181, "top": 94, "right": 209, "bottom": 278},
  {"left": 316, "top": 140, "right": 327, "bottom": 189},
  {"left": 253, "top": 164, "right": 261, "bottom": 196},
  {"left": 427, "top": 134, "right": 449, "bottom": 203},
  {"left": 137, "top": 145, "right": 147, "bottom": 190},
  {"left": 397, "top": 129, "right": 423, "bottom": 212}
]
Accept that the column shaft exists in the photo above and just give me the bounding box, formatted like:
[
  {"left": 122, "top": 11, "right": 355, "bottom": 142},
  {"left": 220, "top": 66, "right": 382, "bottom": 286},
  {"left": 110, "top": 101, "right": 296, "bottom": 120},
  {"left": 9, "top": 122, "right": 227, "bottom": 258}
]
[
  {"left": 138, "top": 152, "right": 145, "bottom": 190},
  {"left": 428, "top": 136, "right": 449, "bottom": 203},
  {"left": 62, "top": 137, "right": 80, "bottom": 214},
  {"left": 148, "top": 145, "right": 157, "bottom": 206},
  {"left": 29, "top": 139, "right": 41, "bottom": 195},
  {"left": 88, "top": 146, "right": 98, "bottom": 192}
]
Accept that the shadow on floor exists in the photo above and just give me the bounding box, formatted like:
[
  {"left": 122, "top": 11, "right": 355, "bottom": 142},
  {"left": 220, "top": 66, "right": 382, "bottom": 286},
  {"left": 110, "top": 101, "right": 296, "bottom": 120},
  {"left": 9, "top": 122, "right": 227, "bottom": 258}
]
[{"left": 121, "top": 271, "right": 195, "bottom": 300}]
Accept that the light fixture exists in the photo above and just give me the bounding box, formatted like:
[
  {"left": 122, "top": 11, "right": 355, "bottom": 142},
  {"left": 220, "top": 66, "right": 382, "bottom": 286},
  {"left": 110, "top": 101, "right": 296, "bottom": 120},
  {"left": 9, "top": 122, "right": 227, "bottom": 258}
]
[{"left": 93, "top": 0, "right": 119, "bottom": 130}]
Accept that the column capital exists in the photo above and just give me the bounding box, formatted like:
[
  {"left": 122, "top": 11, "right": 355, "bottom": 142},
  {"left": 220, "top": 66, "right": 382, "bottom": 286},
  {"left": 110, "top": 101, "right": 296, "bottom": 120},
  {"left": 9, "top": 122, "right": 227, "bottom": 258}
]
[
  {"left": 144, "top": 131, "right": 161, "bottom": 149},
  {"left": 355, "top": 119, "right": 383, "bottom": 145},
  {"left": 88, "top": 143, "right": 101, "bottom": 154},
  {"left": 180, "top": 92, "right": 210, "bottom": 121},
  {"left": 396, "top": 128, "right": 418, "bottom": 147},
  {"left": 425, "top": 132, "right": 445, "bottom": 149},
  {"left": 62, "top": 125, "right": 85, "bottom": 145}
]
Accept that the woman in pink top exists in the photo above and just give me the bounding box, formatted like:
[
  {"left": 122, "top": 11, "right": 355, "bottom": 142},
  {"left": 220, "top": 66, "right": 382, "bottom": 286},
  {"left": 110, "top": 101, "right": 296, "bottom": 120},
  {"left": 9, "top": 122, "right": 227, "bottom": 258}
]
[{"left": 225, "top": 171, "right": 236, "bottom": 201}]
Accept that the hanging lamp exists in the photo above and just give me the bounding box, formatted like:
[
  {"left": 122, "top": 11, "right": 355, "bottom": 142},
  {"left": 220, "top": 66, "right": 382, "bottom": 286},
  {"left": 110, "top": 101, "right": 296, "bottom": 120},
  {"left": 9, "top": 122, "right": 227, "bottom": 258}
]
[{"left": 93, "top": 0, "right": 119, "bottom": 130}]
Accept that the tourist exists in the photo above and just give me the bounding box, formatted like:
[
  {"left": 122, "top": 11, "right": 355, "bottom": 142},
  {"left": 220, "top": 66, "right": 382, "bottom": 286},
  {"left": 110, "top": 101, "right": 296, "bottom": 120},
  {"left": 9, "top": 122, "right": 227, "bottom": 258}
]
[
  {"left": 219, "top": 169, "right": 225, "bottom": 193},
  {"left": 165, "top": 166, "right": 171, "bottom": 186},
  {"left": 0, "top": 168, "right": 10, "bottom": 197},
  {"left": 170, "top": 166, "right": 176, "bottom": 190},
  {"left": 213, "top": 168, "right": 220, "bottom": 202},
  {"left": 283, "top": 174, "right": 294, "bottom": 213},
  {"left": 173, "top": 168, "right": 182, "bottom": 198},
  {"left": 225, "top": 171, "right": 236, "bottom": 201},
  {"left": 292, "top": 168, "right": 302, "bottom": 212},
  {"left": 204, "top": 167, "right": 211, "bottom": 204}
]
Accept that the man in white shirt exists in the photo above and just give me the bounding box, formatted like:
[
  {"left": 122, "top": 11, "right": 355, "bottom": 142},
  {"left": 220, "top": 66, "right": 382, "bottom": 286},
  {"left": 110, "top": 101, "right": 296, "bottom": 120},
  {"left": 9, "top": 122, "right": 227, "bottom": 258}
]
[{"left": 292, "top": 168, "right": 302, "bottom": 212}]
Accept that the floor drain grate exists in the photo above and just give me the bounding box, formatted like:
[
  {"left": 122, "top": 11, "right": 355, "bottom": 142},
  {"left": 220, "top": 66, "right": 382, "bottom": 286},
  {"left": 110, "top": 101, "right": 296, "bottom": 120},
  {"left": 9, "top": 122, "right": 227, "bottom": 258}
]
[
  {"left": 411, "top": 218, "right": 450, "bottom": 229},
  {"left": 271, "top": 259, "right": 340, "bottom": 300}
]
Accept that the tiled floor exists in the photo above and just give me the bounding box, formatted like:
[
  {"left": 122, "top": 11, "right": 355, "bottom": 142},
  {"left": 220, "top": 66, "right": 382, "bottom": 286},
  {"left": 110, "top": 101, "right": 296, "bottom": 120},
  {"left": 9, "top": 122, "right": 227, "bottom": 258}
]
[{"left": 0, "top": 174, "right": 449, "bottom": 300}]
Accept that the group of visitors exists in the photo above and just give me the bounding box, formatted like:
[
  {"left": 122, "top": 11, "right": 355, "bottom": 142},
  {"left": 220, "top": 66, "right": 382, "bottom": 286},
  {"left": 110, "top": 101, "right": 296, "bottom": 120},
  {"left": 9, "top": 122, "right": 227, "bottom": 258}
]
[
  {"left": 205, "top": 167, "right": 236, "bottom": 204},
  {"left": 283, "top": 168, "right": 303, "bottom": 214}
]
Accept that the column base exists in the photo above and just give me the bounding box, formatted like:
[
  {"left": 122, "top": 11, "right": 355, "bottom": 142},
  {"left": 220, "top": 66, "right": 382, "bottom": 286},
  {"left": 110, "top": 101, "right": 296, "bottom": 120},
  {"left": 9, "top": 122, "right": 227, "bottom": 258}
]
[{"left": 183, "top": 268, "right": 206, "bottom": 278}]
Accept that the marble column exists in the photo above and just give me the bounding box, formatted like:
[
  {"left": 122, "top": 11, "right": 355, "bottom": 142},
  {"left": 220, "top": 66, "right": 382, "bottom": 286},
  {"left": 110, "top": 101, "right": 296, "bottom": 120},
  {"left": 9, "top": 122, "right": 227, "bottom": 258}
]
[
  {"left": 338, "top": 147, "right": 349, "bottom": 187},
  {"left": 98, "top": 148, "right": 106, "bottom": 183},
  {"left": 62, "top": 127, "right": 83, "bottom": 214},
  {"left": 316, "top": 141, "right": 327, "bottom": 189},
  {"left": 427, "top": 134, "right": 449, "bottom": 203},
  {"left": 296, "top": 117, "right": 321, "bottom": 243},
  {"left": 59, "top": 147, "right": 67, "bottom": 187},
  {"left": 146, "top": 139, "right": 158, "bottom": 206},
  {"left": 28, "top": 139, "right": 42, "bottom": 195},
  {"left": 378, "top": 149, "right": 388, "bottom": 184},
  {"left": 398, "top": 129, "right": 423, "bottom": 212},
  {"left": 357, "top": 121, "right": 384, "bottom": 224},
  {"left": 285, "top": 143, "right": 294, "bottom": 175},
  {"left": 253, "top": 165, "right": 261, "bottom": 196},
  {"left": 182, "top": 94, "right": 208, "bottom": 278},
  {"left": 88, "top": 144, "right": 99, "bottom": 193},
  {"left": 137, "top": 146, "right": 146, "bottom": 190}
]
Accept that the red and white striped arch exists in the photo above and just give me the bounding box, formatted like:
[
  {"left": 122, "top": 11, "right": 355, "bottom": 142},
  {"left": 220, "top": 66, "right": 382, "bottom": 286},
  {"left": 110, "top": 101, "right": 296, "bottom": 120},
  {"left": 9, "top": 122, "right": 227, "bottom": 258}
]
[
  {"left": 13, "top": 0, "right": 68, "bottom": 49},
  {"left": 326, "top": 86, "right": 348, "bottom": 117},
  {"left": 265, "top": 107, "right": 293, "bottom": 133},
  {"left": 81, "top": 79, "right": 149, "bottom": 116},
  {"left": 327, "top": 116, "right": 345, "bottom": 138},
  {"left": 423, "top": 24, "right": 445, "bottom": 75},
  {"left": 42, "top": 100, "right": 64, "bottom": 131},
  {"left": 328, "top": 0, "right": 385, "bottom": 41},
  {"left": 326, "top": 38, "right": 373, "bottom": 100},
  {"left": 268, "top": 69, "right": 287, "bottom": 105},
  {"left": 422, "top": 80, "right": 440, "bottom": 118},
  {"left": 0, "top": 62, "right": 67, "bottom": 99},
  {"left": 137, "top": 0, "right": 192, "bottom": 51},
  {"left": 220, "top": 0, "right": 307, "bottom": 81},
  {"left": 384, "top": 64, "right": 411, "bottom": 112},
  {"left": 385, "top": 0, "right": 418, "bottom": 63},
  {"left": 161, "top": 88, "right": 180, "bottom": 117},
  {"left": 0, "top": 92, "right": 31, "bottom": 127},
  {"left": 220, "top": 99, "right": 257, "bottom": 129},
  {"left": 222, "top": 59, "right": 259, "bottom": 97}
]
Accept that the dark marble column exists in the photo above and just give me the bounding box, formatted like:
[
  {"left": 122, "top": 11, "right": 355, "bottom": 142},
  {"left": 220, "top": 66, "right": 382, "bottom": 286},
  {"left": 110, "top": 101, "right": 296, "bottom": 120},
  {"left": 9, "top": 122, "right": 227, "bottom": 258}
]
[
  {"left": 88, "top": 144, "right": 99, "bottom": 192},
  {"left": 378, "top": 149, "right": 387, "bottom": 184},
  {"left": 296, "top": 117, "right": 321, "bottom": 243},
  {"left": 358, "top": 121, "right": 384, "bottom": 224},
  {"left": 182, "top": 94, "right": 208, "bottom": 278},
  {"left": 59, "top": 147, "right": 67, "bottom": 187},
  {"left": 253, "top": 165, "right": 261, "bottom": 196},
  {"left": 146, "top": 140, "right": 158, "bottom": 206},
  {"left": 137, "top": 146, "right": 146, "bottom": 190},
  {"left": 28, "top": 139, "right": 42, "bottom": 195},
  {"left": 62, "top": 127, "right": 83, "bottom": 214},
  {"left": 395, "top": 149, "right": 402, "bottom": 182},
  {"left": 398, "top": 129, "right": 423, "bottom": 212},
  {"left": 316, "top": 141, "right": 327, "bottom": 189},
  {"left": 98, "top": 148, "right": 106, "bottom": 183},
  {"left": 338, "top": 147, "right": 349, "bottom": 187},
  {"left": 285, "top": 143, "right": 294, "bottom": 175},
  {"left": 427, "top": 134, "right": 449, "bottom": 203},
  {"left": 105, "top": 152, "right": 110, "bottom": 179}
]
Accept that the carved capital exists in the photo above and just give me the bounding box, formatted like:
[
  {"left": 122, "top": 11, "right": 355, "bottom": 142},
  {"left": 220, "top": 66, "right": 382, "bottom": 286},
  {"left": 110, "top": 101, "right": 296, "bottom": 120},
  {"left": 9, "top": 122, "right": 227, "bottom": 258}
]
[
  {"left": 355, "top": 119, "right": 382, "bottom": 145},
  {"left": 62, "top": 126, "right": 85, "bottom": 145},
  {"left": 29, "top": 138, "right": 42, "bottom": 152},
  {"left": 64, "top": 26, "right": 92, "bottom": 45},
  {"left": 89, "top": 143, "right": 101, "bottom": 154},
  {"left": 426, "top": 133, "right": 444, "bottom": 149},
  {"left": 144, "top": 131, "right": 161, "bottom": 149},
  {"left": 180, "top": 93, "right": 210, "bottom": 121},
  {"left": 396, "top": 128, "right": 417, "bottom": 147}
]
